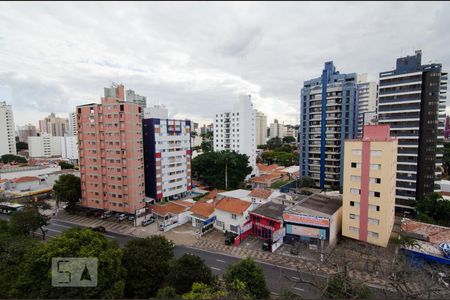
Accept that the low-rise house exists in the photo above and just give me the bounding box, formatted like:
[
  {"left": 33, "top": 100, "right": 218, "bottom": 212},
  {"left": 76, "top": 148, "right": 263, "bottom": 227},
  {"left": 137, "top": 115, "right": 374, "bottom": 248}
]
[
  {"left": 249, "top": 173, "right": 286, "bottom": 189},
  {"left": 149, "top": 201, "right": 191, "bottom": 230},
  {"left": 214, "top": 197, "right": 252, "bottom": 234},
  {"left": 249, "top": 202, "right": 286, "bottom": 252},
  {"left": 189, "top": 200, "right": 216, "bottom": 234},
  {"left": 217, "top": 189, "right": 251, "bottom": 200},
  {"left": 10, "top": 176, "right": 41, "bottom": 192},
  {"left": 256, "top": 163, "right": 283, "bottom": 175},
  {"left": 248, "top": 188, "right": 275, "bottom": 207}
]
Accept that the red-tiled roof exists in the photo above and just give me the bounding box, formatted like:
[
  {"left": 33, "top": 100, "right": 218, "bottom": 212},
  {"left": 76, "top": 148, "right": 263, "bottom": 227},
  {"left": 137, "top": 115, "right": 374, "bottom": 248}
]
[
  {"left": 215, "top": 197, "right": 251, "bottom": 215},
  {"left": 249, "top": 173, "right": 282, "bottom": 183},
  {"left": 249, "top": 188, "right": 273, "bottom": 199},
  {"left": 11, "top": 176, "right": 40, "bottom": 183},
  {"left": 190, "top": 201, "right": 215, "bottom": 218},
  {"left": 0, "top": 179, "right": 8, "bottom": 183},
  {"left": 401, "top": 219, "right": 450, "bottom": 244},
  {"left": 257, "top": 163, "right": 282, "bottom": 173},
  {"left": 149, "top": 202, "right": 186, "bottom": 216},
  {"left": 172, "top": 200, "right": 195, "bottom": 207},
  {"left": 202, "top": 189, "right": 225, "bottom": 200}
]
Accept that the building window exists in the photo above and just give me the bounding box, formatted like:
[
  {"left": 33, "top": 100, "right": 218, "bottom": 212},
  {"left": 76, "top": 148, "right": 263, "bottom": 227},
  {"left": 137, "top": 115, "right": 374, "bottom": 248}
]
[
  {"left": 370, "top": 164, "right": 381, "bottom": 170},
  {"left": 231, "top": 214, "right": 237, "bottom": 220},
  {"left": 352, "top": 149, "right": 362, "bottom": 156},
  {"left": 350, "top": 188, "right": 360, "bottom": 195},
  {"left": 368, "top": 231, "right": 379, "bottom": 238},
  {"left": 368, "top": 218, "right": 380, "bottom": 225},
  {"left": 351, "top": 162, "right": 361, "bottom": 168},
  {"left": 351, "top": 175, "right": 360, "bottom": 182},
  {"left": 369, "top": 177, "right": 381, "bottom": 184},
  {"left": 349, "top": 213, "right": 359, "bottom": 220},
  {"left": 349, "top": 226, "right": 359, "bottom": 233},
  {"left": 369, "top": 204, "right": 380, "bottom": 211},
  {"left": 370, "top": 150, "right": 382, "bottom": 157},
  {"left": 350, "top": 201, "right": 360, "bottom": 208}
]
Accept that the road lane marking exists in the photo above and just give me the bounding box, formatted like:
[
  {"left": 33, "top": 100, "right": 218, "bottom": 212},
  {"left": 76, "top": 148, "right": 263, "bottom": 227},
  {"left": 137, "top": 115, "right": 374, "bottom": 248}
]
[
  {"left": 211, "top": 267, "right": 222, "bottom": 271},
  {"left": 293, "top": 287, "right": 304, "bottom": 292},
  {"left": 104, "top": 234, "right": 118, "bottom": 239},
  {"left": 271, "top": 292, "right": 279, "bottom": 296},
  {"left": 50, "top": 223, "right": 72, "bottom": 229},
  {"left": 292, "top": 276, "right": 300, "bottom": 280},
  {"left": 216, "top": 259, "right": 226, "bottom": 263}
]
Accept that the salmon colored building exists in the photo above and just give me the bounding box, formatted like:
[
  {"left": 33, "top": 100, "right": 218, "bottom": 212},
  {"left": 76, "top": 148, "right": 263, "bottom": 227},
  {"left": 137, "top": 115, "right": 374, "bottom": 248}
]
[
  {"left": 342, "top": 125, "right": 398, "bottom": 247},
  {"left": 77, "top": 84, "right": 146, "bottom": 215}
]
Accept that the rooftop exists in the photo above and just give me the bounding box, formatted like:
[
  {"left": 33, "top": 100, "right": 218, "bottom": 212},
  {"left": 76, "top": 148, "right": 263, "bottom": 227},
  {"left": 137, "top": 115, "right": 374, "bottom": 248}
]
[
  {"left": 249, "top": 188, "right": 273, "bottom": 199},
  {"left": 190, "top": 201, "right": 215, "bottom": 219},
  {"left": 287, "top": 194, "right": 342, "bottom": 217},
  {"left": 215, "top": 197, "right": 251, "bottom": 215},
  {"left": 250, "top": 202, "right": 286, "bottom": 221},
  {"left": 202, "top": 189, "right": 225, "bottom": 200},
  {"left": 149, "top": 202, "right": 187, "bottom": 216},
  {"left": 249, "top": 173, "right": 283, "bottom": 183},
  {"left": 401, "top": 219, "right": 450, "bottom": 245},
  {"left": 11, "top": 176, "right": 40, "bottom": 183},
  {"left": 217, "top": 189, "right": 251, "bottom": 200},
  {"left": 257, "top": 163, "right": 283, "bottom": 173}
]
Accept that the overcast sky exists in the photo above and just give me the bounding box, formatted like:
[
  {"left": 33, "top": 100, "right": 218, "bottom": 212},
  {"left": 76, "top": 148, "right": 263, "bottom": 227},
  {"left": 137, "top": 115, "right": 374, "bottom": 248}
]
[{"left": 0, "top": 1, "right": 449, "bottom": 128}]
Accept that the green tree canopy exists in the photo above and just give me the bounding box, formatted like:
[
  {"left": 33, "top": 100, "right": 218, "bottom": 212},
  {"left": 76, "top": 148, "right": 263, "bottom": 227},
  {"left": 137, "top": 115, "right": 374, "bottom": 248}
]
[
  {"left": 267, "top": 137, "right": 283, "bottom": 150},
  {"left": 416, "top": 192, "right": 450, "bottom": 226},
  {"left": 182, "top": 282, "right": 226, "bottom": 299},
  {"left": 16, "top": 141, "right": 28, "bottom": 151},
  {"left": 14, "top": 228, "right": 125, "bottom": 298},
  {"left": 192, "top": 151, "right": 252, "bottom": 190},
  {"left": 156, "top": 286, "right": 178, "bottom": 299},
  {"left": 9, "top": 206, "right": 50, "bottom": 239},
  {"left": 261, "top": 151, "right": 297, "bottom": 166},
  {"left": 0, "top": 154, "right": 27, "bottom": 164},
  {"left": 223, "top": 257, "right": 270, "bottom": 299},
  {"left": 166, "top": 254, "right": 214, "bottom": 295},
  {"left": 299, "top": 176, "right": 316, "bottom": 188},
  {"left": 53, "top": 173, "right": 81, "bottom": 209},
  {"left": 59, "top": 161, "right": 75, "bottom": 169},
  {"left": 122, "top": 236, "right": 174, "bottom": 298},
  {"left": 283, "top": 136, "right": 296, "bottom": 144}
]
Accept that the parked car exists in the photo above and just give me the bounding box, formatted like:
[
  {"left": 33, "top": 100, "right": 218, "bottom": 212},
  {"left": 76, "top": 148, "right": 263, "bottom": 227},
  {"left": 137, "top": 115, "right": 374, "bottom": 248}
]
[
  {"left": 224, "top": 232, "right": 238, "bottom": 245},
  {"left": 118, "top": 213, "right": 126, "bottom": 221},
  {"left": 101, "top": 211, "right": 113, "bottom": 219},
  {"left": 94, "top": 210, "right": 103, "bottom": 217},
  {"left": 128, "top": 215, "right": 136, "bottom": 221},
  {"left": 159, "top": 223, "right": 165, "bottom": 231},
  {"left": 262, "top": 240, "right": 271, "bottom": 251},
  {"left": 142, "top": 217, "right": 155, "bottom": 227},
  {"left": 92, "top": 226, "right": 106, "bottom": 233}
]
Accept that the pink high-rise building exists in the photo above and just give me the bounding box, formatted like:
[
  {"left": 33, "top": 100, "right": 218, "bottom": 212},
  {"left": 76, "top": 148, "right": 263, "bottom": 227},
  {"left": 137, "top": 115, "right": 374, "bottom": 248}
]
[{"left": 77, "top": 84, "right": 145, "bottom": 215}]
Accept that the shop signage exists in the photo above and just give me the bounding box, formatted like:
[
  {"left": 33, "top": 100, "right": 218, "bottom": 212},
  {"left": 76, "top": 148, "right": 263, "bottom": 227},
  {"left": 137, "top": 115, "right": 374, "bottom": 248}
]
[
  {"left": 272, "top": 227, "right": 286, "bottom": 242},
  {"left": 202, "top": 216, "right": 216, "bottom": 226},
  {"left": 287, "top": 224, "right": 327, "bottom": 240},
  {"left": 254, "top": 221, "right": 275, "bottom": 231},
  {"left": 240, "top": 221, "right": 253, "bottom": 234},
  {"left": 283, "top": 213, "right": 330, "bottom": 227}
]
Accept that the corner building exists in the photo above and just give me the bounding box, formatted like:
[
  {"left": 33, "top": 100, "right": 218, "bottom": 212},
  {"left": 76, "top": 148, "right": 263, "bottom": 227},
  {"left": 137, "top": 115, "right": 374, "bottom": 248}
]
[{"left": 77, "top": 84, "right": 146, "bottom": 214}]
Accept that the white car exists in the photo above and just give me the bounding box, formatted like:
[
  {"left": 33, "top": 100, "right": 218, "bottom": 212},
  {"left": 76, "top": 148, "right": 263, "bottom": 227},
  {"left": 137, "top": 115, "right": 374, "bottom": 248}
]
[{"left": 118, "top": 213, "right": 126, "bottom": 221}]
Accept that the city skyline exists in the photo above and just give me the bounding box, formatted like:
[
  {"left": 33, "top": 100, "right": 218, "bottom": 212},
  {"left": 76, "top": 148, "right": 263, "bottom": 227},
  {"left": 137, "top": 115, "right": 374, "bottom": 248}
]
[{"left": 1, "top": 2, "right": 449, "bottom": 127}]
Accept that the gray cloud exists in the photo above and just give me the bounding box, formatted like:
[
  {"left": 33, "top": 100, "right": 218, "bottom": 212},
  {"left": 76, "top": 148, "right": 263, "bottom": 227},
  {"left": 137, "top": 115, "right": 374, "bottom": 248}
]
[{"left": 0, "top": 1, "right": 449, "bottom": 127}]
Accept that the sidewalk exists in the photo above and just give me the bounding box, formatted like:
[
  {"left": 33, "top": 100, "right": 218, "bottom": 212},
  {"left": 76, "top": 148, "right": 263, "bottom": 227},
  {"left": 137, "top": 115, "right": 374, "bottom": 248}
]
[{"left": 191, "top": 236, "right": 387, "bottom": 287}]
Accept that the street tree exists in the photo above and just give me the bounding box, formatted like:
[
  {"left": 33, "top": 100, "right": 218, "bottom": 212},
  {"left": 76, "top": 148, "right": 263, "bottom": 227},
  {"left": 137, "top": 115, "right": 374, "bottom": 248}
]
[
  {"left": 122, "top": 236, "right": 174, "bottom": 298},
  {"left": 223, "top": 257, "right": 270, "bottom": 299},
  {"left": 14, "top": 228, "right": 125, "bottom": 299},
  {"left": 16, "top": 141, "right": 28, "bottom": 151},
  {"left": 166, "top": 254, "right": 214, "bottom": 294},
  {"left": 298, "top": 176, "right": 316, "bottom": 188},
  {"left": 53, "top": 173, "right": 81, "bottom": 210},
  {"left": 181, "top": 282, "right": 226, "bottom": 299},
  {"left": 192, "top": 151, "right": 252, "bottom": 190},
  {"left": 9, "top": 207, "right": 50, "bottom": 239},
  {"left": 59, "top": 161, "right": 75, "bottom": 169},
  {"left": 416, "top": 192, "right": 450, "bottom": 226},
  {"left": 156, "top": 286, "right": 178, "bottom": 299}
]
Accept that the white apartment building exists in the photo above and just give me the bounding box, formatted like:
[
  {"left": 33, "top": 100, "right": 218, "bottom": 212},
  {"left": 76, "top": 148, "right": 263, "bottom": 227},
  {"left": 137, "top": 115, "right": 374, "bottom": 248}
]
[
  {"left": 255, "top": 111, "right": 267, "bottom": 146},
  {"left": 143, "top": 106, "right": 192, "bottom": 201},
  {"left": 0, "top": 101, "right": 17, "bottom": 155},
  {"left": 68, "top": 112, "right": 77, "bottom": 136},
  {"left": 61, "top": 135, "right": 78, "bottom": 162},
  {"left": 213, "top": 95, "right": 257, "bottom": 176},
  {"left": 357, "top": 74, "right": 378, "bottom": 137},
  {"left": 285, "top": 126, "right": 298, "bottom": 141},
  {"left": 269, "top": 119, "right": 287, "bottom": 139},
  {"left": 28, "top": 133, "right": 62, "bottom": 158}
]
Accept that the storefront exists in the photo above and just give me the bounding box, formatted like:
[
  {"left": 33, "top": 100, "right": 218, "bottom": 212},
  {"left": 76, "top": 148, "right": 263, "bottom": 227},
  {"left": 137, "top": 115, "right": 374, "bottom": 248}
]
[
  {"left": 248, "top": 202, "right": 286, "bottom": 252},
  {"left": 283, "top": 194, "right": 342, "bottom": 250}
]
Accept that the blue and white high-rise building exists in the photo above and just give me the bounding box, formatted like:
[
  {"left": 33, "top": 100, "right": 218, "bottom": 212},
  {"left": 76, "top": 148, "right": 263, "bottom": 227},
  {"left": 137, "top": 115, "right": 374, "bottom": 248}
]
[{"left": 299, "top": 62, "right": 359, "bottom": 190}]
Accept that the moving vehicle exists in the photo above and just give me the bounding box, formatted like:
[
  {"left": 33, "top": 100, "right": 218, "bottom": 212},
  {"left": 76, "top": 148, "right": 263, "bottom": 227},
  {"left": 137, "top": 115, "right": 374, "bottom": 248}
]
[
  {"left": 92, "top": 226, "right": 106, "bottom": 233},
  {"left": 142, "top": 217, "right": 155, "bottom": 227},
  {"left": 101, "top": 211, "right": 113, "bottom": 219},
  {"left": 0, "top": 202, "right": 25, "bottom": 215}
]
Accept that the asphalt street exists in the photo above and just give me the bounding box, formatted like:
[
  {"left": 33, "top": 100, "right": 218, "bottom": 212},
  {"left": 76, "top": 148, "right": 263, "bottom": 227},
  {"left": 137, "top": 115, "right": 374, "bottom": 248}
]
[{"left": 1, "top": 213, "right": 320, "bottom": 297}]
